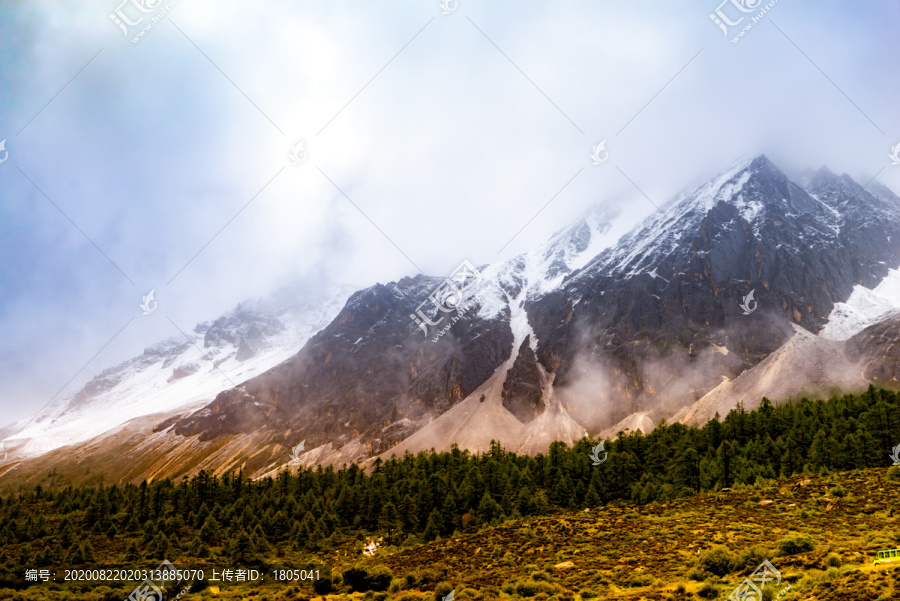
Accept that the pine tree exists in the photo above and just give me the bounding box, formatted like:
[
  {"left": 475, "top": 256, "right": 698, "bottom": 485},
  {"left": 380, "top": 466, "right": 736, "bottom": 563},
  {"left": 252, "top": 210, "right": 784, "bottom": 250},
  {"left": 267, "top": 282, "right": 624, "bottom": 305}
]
[
  {"left": 125, "top": 514, "right": 140, "bottom": 533},
  {"left": 268, "top": 510, "right": 290, "bottom": 542},
  {"left": 194, "top": 502, "right": 211, "bottom": 528},
  {"left": 309, "top": 518, "right": 325, "bottom": 551},
  {"left": 552, "top": 473, "right": 575, "bottom": 508},
  {"left": 229, "top": 530, "right": 254, "bottom": 564},
  {"left": 154, "top": 533, "right": 170, "bottom": 559},
  {"left": 48, "top": 541, "right": 63, "bottom": 564},
  {"left": 584, "top": 483, "right": 601, "bottom": 508},
  {"left": 717, "top": 440, "right": 734, "bottom": 488},
  {"left": 82, "top": 540, "right": 96, "bottom": 563},
  {"left": 59, "top": 518, "right": 74, "bottom": 548},
  {"left": 675, "top": 447, "right": 701, "bottom": 493},
  {"left": 809, "top": 429, "right": 831, "bottom": 469},
  {"left": 18, "top": 543, "right": 34, "bottom": 567},
  {"left": 66, "top": 543, "right": 85, "bottom": 565},
  {"left": 476, "top": 492, "right": 504, "bottom": 526},
  {"left": 516, "top": 486, "right": 536, "bottom": 515},
  {"left": 379, "top": 502, "right": 401, "bottom": 545},
  {"left": 200, "top": 515, "right": 219, "bottom": 545},
  {"left": 252, "top": 529, "right": 270, "bottom": 555},
  {"left": 422, "top": 509, "right": 443, "bottom": 541},
  {"left": 125, "top": 540, "right": 140, "bottom": 561}
]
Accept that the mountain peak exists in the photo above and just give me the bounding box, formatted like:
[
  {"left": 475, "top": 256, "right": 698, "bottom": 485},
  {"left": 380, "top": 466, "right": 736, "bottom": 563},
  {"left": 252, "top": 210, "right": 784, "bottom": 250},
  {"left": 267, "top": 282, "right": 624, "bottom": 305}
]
[{"left": 748, "top": 153, "right": 774, "bottom": 169}]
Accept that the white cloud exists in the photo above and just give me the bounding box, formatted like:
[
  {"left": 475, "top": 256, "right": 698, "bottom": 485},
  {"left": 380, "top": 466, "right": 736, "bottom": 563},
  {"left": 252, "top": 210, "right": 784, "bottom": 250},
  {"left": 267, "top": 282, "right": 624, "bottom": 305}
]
[{"left": 0, "top": 0, "right": 898, "bottom": 425}]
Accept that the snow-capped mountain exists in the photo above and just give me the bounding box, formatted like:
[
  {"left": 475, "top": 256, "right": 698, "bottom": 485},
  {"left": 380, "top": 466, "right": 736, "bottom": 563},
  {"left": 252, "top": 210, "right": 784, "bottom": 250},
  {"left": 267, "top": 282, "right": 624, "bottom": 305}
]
[
  {"left": 166, "top": 155, "right": 900, "bottom": 466},
  {"left": 528, "top": 156, "right": 900, "bottom": 426},
  {"left": 4, "top": 155, "right": 900, "bottom": 486},
  {"left": 3, "top": 284, "right": 355, "bottom": 459}
]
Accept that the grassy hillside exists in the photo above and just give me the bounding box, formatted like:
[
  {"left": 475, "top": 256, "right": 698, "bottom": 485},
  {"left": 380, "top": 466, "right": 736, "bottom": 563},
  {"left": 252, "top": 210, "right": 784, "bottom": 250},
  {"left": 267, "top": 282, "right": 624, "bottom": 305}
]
[
  {"left": 2, "top": 468, "right": 900, "bottom": 599},
  {"left": 2, "top": 386, "right": 900, "bottom": 600}
]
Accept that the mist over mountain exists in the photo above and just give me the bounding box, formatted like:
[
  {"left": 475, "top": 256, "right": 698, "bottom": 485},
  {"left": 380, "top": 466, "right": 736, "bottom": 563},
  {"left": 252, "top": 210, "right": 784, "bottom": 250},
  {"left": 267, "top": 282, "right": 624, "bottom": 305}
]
[
  {"left": 3, "top": 155, "right": 900, "bottom": 486},
  {"left": 2, "top": 284, "right": 355, "bottom": 459}
]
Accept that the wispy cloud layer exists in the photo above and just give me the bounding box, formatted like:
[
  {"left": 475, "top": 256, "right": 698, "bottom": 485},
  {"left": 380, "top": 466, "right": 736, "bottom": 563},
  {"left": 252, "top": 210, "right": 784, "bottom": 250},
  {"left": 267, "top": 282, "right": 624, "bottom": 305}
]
[{"left": 0, "top": 0, "right": 897, "bottom": 425}]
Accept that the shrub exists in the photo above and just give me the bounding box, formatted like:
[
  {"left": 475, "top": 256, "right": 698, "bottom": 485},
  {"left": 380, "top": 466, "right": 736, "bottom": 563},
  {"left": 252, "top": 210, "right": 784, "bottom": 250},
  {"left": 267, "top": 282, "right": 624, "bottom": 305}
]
[
  {"left": 887, "top": 466, "right": 900, "bottom": 483},
  {"left": 824, "top": 553, "right": 842, "bottom": 568},
  {"left": 313, "top": 571, "right": 340, "bottom": 595},
  {"left": 625, "top": 572, "right": 655, "bottom": 587},
  {"left": 578, "top": 590, "right": 601, "bottom": 599},
  {"left": 434, "top": 582, "right": 454, "bottom": 601},
  {"left": 736, "top": 546, "right": 773, "bottom": 572},
  {"left": 828, "top": 485, "right": 846, "bottom": 498},
  {"left": 777, "top": 532, "right": 816, "bottom": 556},
  {"left": 343, "top": 566, "right": 371, "bottom": 592},
  {"left": 697, "top": 582, "right": 720, "bottom": 599},
  {"left": 687, "top": 567, "right": 708, "bottom": 581},
  {"left": 515, "top": 579, "right": 560, "bottom": 597},
  {"left": 417, "top": 568, "right": 447, "bottom": 585},
  {"left": 343, "top": 564, "right": 393, "bottom": 592},
  {"left": 699, "top": 545, "right": 737, "bottom": 577}
]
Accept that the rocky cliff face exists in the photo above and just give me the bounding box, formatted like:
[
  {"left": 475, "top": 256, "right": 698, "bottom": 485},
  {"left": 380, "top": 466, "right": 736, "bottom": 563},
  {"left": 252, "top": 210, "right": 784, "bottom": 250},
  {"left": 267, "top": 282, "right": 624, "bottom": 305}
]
[
  {"left": 171, "top": 277, "right": 516, "bottom": 454},
  {"left": 528, "top": 157, "right": 900, "bottom": 422},
  {"left": 165, "top": 156, "right": 900, "bottom": 466},
  {"left": 501, "top": 336, "right": 546, "bottom": 423},
  {"left": 847, "top": 315, "right": 900, "bottom": 385}
]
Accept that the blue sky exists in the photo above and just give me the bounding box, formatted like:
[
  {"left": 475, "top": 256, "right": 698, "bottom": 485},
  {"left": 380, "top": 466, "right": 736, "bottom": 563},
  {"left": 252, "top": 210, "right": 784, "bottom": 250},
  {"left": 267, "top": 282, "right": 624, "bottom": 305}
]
[{"left": 0, "top": 0, "right": 898, "bottom": 426}]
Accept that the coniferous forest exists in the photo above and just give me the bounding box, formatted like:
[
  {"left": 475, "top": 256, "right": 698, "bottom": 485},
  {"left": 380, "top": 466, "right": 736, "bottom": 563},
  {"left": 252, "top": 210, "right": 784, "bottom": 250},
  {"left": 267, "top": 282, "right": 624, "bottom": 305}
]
[{"left": 2, "top": 386, "right": 900, "bottom": 600}]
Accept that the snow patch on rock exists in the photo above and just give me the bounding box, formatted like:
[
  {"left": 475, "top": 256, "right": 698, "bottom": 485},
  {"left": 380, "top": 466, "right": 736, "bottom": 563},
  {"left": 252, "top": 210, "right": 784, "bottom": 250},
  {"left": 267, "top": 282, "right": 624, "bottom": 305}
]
[{"left": 820, "top": 267, "right": 900, "bottom": 341}]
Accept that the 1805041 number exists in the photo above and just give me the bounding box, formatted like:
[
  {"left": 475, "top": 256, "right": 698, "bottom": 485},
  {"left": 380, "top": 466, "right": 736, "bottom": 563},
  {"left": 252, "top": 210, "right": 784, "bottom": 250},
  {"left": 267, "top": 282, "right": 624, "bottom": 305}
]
[{"left": 272, "top": 569, "right": 320, "bottom": 581}]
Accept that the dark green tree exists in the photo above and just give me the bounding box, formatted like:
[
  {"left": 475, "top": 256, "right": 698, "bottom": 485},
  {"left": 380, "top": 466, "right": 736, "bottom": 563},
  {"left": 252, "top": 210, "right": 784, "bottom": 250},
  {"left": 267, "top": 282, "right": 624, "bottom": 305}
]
[
  {"left": 379, "top": 501, "right": 401, "bottom": 545},
  {"left": 125, "top": 540, "right": 140, "bottom": 561},
  {"left": 476, "top": 492, "right": 504, "bottom": 526}
]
